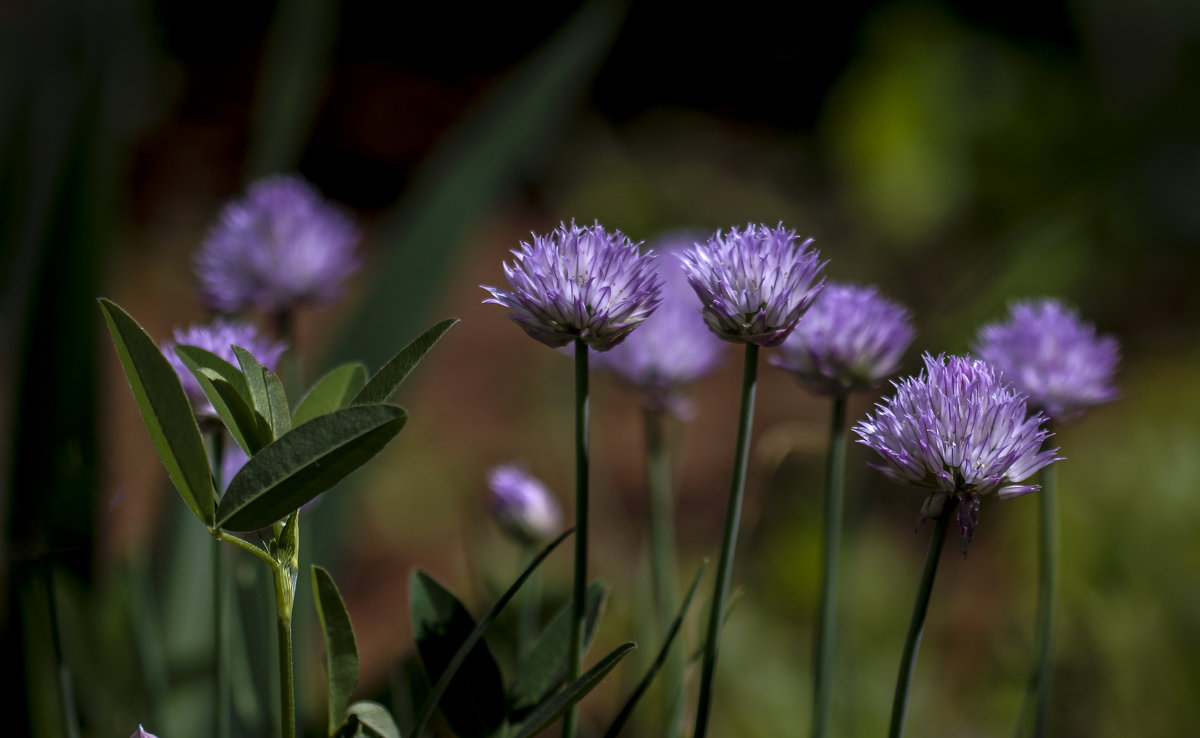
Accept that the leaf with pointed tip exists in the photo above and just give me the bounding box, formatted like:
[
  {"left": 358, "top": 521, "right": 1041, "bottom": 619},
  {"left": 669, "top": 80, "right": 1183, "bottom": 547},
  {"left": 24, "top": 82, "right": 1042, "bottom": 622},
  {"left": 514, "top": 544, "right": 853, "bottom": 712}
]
[
  {"left": 98, "top": 298, "right": 215, "bottom": 526},
  {"left": 512, "top": 643, "right": 637, "bottom": 738},
  {"left": 266, "top": 373, "right": 291, "bottom": 437},
  {"left": 216, "top": 405, "right": 408, "bottom": 531},
  {"left": 175, "top": 350, "right": 270, "bottom": 456},
  {"left": 293, "top": 363, "right": 368, "bottom": 426},
  {"left": 410, "top": 571, "right": 506, "bottom": 738},
  {"left": 233, "top": 346, "right": 274, "bottom": 439},
  {"left": 508, "top": 582, "right": 608, "bottom": 719},
  {"left": 173, "top": 345, "right": 253, "bottom": 406},
  {"left": 313, "top": 566, "right": 359, "bottom": 735},
  {"left": 603, "top": 563, "right": 707, "bottom": 737},
  {"left": 352, "top": 318, "right": 458, "bottom": 404},
  {"left": 339, "top": 701, "right": 401, "bottom": 738},
  {"left": 410, "top": 529, "right": 572, "bottom": 738}
]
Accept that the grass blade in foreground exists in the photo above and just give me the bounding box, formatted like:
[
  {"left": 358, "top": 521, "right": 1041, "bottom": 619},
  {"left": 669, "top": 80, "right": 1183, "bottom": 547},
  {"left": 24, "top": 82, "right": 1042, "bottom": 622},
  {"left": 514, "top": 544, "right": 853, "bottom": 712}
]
[
  {"left": 513, "top": 642, "right": 638, "bottom": 738},
  {"left": 98, "top": 298, "right": 215, "bottom": 526},
  {"left": 604, "top": 562, "right": 707, "bottom": 738},
  {"left": 313, "top": 566, "right": 360, "bottom": 735},
  {"left": 352, "top": 318, "right": 459, "bottom": 404},
  {"left": 411, "top": 528, "right": 573, "bottom": 737}
]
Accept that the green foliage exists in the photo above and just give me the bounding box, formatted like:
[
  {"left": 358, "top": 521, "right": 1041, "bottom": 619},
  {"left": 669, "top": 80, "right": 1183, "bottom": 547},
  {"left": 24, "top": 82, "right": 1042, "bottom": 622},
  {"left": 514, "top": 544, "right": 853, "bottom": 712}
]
[
  {"left": 353, "top": 318, "right": 459, "bottom": 405},
  {"left": 511, "top": 643, "right": 637, "bottom": 738},
  {"left": 98, "top": 298, "right": 215, "bottom": 526},
  {"left": 312, "top": 566, "right": 360, "bottom": 735},
  {"left": 338, "top": 701, "right": 402, "bottom": 738},
  {"left": 294, "top": 363, "right": 368, "bottom": 426}
]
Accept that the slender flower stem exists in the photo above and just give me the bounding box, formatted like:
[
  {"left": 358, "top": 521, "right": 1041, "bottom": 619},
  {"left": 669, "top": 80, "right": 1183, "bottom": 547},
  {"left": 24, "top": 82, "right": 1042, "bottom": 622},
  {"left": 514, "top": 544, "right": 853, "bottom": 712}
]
[
  {"left": 693, "top": 344, "right": 759, "bottom": 738},
  {"left": 272, "top": 562, "right": 296, "bottom": 738},
  {"left": 209, "top": 434, "right": 229, "bottom": 738},
  {"left": 812, "top": 394, "right": 847, "bottom": 738},
  {"left": 563, "top": 338, "right": 590, "bottom": 738},
  {"left": 645, "top": 406, "right": 685, "bottom": 735},
  {"left": 889, "top": 498, "right": 957, "bottom": 738},
  {"left": 1032, "top": 461, "right": 1058, "bottom": 738}
]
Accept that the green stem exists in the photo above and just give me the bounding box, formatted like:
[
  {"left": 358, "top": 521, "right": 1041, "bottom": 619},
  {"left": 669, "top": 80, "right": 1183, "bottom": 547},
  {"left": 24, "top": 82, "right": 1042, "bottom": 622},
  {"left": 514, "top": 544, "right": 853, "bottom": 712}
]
[
  {"left": 645, "top": 406, "right": 685, "bottom": 735},
  {"left": 888, "top": 498, "right": 957, "bottom": 738},
  {"left": 209, "top": 435, "right": 229, "bottom": 738},
  {"left": 1032, "top": 462, "right": 1058, "bottom": 738},
  {"left": 563, "top": 338, "right": 590, "bottom": 738},
  {"left": 272, "top": 563, "right": 297, "bottom": 738},
  {"left": 812, "top": 395, "right": 847, "bottom": 738},
  {"left": 693, "top": 343, "right": 759, "bottom": 738}
]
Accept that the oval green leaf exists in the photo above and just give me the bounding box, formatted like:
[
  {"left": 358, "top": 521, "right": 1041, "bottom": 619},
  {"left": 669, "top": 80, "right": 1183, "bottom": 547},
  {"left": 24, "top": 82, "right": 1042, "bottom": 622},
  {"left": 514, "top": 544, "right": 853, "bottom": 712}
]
[
  {"left": 178, "top": 359, "right": 269, "bottom": 456},
  {"left": 216, "top": 405, "right": 408, "bottom": 531},
  {"left": 512, "top": 642, "right": 637, "bottom": 738},
  {"left": 313, "top": 566, "right": 360, "bottom": 735},
  {"left": 352, "top": 318, "right": 459, "bottom": 405},
  {"left": 266, "top": 373, "right": 291, "bottom": 437},
  {"left": 99, "top": 298, "right": 215, "bottom": 526},
  {"left": 293, "top": 363, "right": 368, "bottom": 426},
  {"left": 340, "top": 701, "right": 401, "bottom": 738},
  {"left": 173, "top": 344, "right": 252, "bottom": 406}
]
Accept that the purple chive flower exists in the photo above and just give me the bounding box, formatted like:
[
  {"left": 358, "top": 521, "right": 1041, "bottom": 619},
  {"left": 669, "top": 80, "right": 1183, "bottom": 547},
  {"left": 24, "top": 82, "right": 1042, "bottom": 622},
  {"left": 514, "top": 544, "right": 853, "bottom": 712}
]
[
  {"left": 591, "top": 233, "right": 727, "bottom": 413},
  {"left": 854, "top": 353, "right": 1061, "bottom": 551},
  {"left": 487, "top": 464, "right": 563, "bottom": 545},
  {"left": 679, "top": 223, "right": 826, "bottom": 347},
  {"left": 195, "top": 175, "right": 360, "bottom": 314},
  {"left": 130, "top": 727, "right": 158, "bottom": 738},
  {"left": 972, "top": 298, "right": 1120, "bottom": 423},
  {"left": 161, "top": 319, "right": 286, "bottom": 418},
  {"left": 482, "top": 220, "right": 663, "bottom": 351},
  {"left": 769, "top": 283, "right": 915, "bottom": 396}
]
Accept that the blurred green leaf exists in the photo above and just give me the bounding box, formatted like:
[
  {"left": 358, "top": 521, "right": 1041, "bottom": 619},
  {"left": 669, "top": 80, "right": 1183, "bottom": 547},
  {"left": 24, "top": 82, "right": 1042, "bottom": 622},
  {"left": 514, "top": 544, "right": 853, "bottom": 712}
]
[
  {"left": 603, "top": 563, "right": 706, "bottom": 738},
  {"left": 266, "top": 373, "right": 292, "bottom": 437},
  {"left": 329, "top": 0, "right": 625, "bottom": 370},
  {"left": 340, "top": 700, "right": 401, "bottom": 738},
  {"left": 509, "top": 582, "right": 608, "bottom": 719},
  {"left": 294, "top": 363, "right": 368, "bottom": 426},
  {"left": 352, "top": 318, "right": 459, "bottom": 405},
  {"left": 410, "top": 571, "right": 507, "bottom": 738},
  {"left": 216, "top": 405, "right": 408, "bottom": 531},
  {"left": 512, "top": 642, "right": 637, "bottom": 738},
  {"left": 98, "top": 298, "right": 215, "bottom": 526},
  {"left": 313, "top": 566, "right": 360, "bottom": 735},
  {"left": 175, "top": 349, "right": 270, "bottom": 456}
]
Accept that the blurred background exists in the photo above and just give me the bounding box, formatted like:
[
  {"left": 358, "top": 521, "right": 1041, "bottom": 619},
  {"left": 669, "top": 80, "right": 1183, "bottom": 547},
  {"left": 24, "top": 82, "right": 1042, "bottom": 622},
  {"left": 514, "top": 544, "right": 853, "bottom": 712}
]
[{"left": 3, "top": 0, "right": 1199, "bottom": 736}]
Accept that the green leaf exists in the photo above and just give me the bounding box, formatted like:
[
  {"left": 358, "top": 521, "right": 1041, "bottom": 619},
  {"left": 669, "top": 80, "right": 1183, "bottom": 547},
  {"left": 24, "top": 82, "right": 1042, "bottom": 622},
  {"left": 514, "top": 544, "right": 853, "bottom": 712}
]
[
  {"left": 410, "top": 571, "right": 506, "bottom": 738},
  {"left": 410, "top": 529, "right": 572, "bottom": 738},
  {"left": 174, "top": 349, "right": 270, "bottom": 456},
  {"left": 603, "top": 563, "right": 707, "bottom": 738},
  {"left": 339, "top": 701, "right": 401, "bottom": 738},
  {"left": 172, "top": 345, "right": 252, "bottom": 406},
  {"left": 266, "top": 373, "right": 292, "bottom": 437},
  {"left": 293, "top": 363, "right": 368, "bottom": 426},
  {"left": 233, "top": 345, "right": 274, "bottom": 440},
  {"left": 508, "top": 582, "right": 609, "bottom": 718},
  {"left": 216, "top": 405, "right": 408, "bottom": 531},
  {"left": 512, "top": 643, "right": 637, "bottom": 738},
  {"left": 313, "top": 566, "right": 359, "bottom": 735},
  {"left": 98, "top": 299, "right": 215, "bottom": 526},
  {"left": 352, "top": 318, "right": 458, "bottom": 405}
]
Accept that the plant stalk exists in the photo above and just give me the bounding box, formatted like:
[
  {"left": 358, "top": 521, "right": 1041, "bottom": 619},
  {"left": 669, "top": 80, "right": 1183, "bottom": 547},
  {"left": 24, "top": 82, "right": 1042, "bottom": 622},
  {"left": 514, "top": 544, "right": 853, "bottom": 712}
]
[
  {"left": 209, "top": 434, "right": 230, "bottom": 738},
  {"left": 645, "top": 406, "right": 685, "bottom": 735},
  {"left": 812, "top": 394, "right": 847, "bottom": 738},
  {"left": 272, "top": 562, "right": 297, "bottom": 738},
  {"left": 693, "top": 343, "right": 759, "bottom": 738},
  {"left": 888, "top": 497, "right": 957, "bottom": 738},
  {"left": 563, "top": 338, "right": 590, "bottom": 738},
  {"left": 1032, "top": 461, "right": 1058, "bottom": 738}
]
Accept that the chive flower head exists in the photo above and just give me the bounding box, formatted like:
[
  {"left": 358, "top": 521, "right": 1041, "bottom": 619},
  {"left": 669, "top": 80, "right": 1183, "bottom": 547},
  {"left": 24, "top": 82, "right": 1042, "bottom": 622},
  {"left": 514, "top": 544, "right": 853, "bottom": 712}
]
[
  {"left": 592, "top": 233, "right": 726, "bottom": 413},
  {"left": 195, "top": 175, "right": 360, "bottom": 314},
  {"left": 770, "top": 282, "right": 914, "bottom": 396},
  {"left": 161, "top": 319, "right": 286, "bottom": 418},
  {"left": 973, "top": 298, "right": 1120, "bottom": 423},
  {"left": 854, "top": 353, "right": 1060, "bottom": 551},
  {"left": 482, "top": 220, "right": 662, "bottom": 351},
  {"left": 679, "top": 222, "right": 826, "bottom": 347},
  {"left": 487, "top": 464, "right": 562, "bottom": 545}
]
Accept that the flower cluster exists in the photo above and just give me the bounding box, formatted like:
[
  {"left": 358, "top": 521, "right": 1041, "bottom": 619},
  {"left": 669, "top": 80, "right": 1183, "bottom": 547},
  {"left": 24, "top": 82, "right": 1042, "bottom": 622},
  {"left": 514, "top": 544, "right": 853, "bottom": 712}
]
[
  {"left": 591, "top": 232, "right": 726, "bottom": 413},
  {"left": 854, "top": 353, "right": 1060, "bottom": 550},
  {"left": 161, "top": 319, "right": 286, "bottom": 418},
  {"left": 487, "top": 464, "right": 562, "bottom": 545},
  {"left": 195, "top": 175, "right": 360, "bottom": 315},
  {"left": 973, "top": 298, "right": 1119, "bottom": 423},
  {"left": 679, "top": 223, "right": 825, "bottom": 347},
  {"left": 770, "top": 282, "right": 914, "bottom": 396},
  {"left": 482, "top": 221, "right": 663, "bottom": 351}
]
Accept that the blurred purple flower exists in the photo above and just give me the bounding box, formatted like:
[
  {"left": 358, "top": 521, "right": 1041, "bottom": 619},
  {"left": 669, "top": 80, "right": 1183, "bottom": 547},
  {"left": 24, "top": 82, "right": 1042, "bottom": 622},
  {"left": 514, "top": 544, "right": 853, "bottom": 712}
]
[
  {"left": 770, "top": 282, "right": 914, "bottom": 396},
  {"left": 592, "top": 232, "right": 726, "bottom": 413},
  {"left": 161, "top": 319, "right": 286, "bottom": 418},
  {"left": 195, "top": 175, "right": 360, "bottom": 314},
  {"left": 482, "top": 220, "right": 662, "bottom": 351},
  {"left": 973, "top": 298, "right": 1120, "bottom": 423},
  {"left": 679, "top": 223, "right": 825, "bottom": 347},
  {"left": 130, "top": 727, "right": 158, "bottom": 738},
  {"left": 854, "top": 353, "right": 1060, "bottom": 551},
  {"left": 487, "top": 464, "right": 562, "bottom": 545}
]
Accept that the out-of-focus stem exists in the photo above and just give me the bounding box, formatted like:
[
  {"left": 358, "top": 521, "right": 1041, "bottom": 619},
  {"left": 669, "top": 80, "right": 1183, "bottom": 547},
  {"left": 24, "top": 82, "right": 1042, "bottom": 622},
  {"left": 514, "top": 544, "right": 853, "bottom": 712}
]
[
  {"left": 812, "top": 394, "right": 847, "bottom": 738},
  {"left": 1033, "top": 461, "right": 1058, "bottom": 738},
  {"left": 645, "top": 406, "right": 685, "bottom": 735}
]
